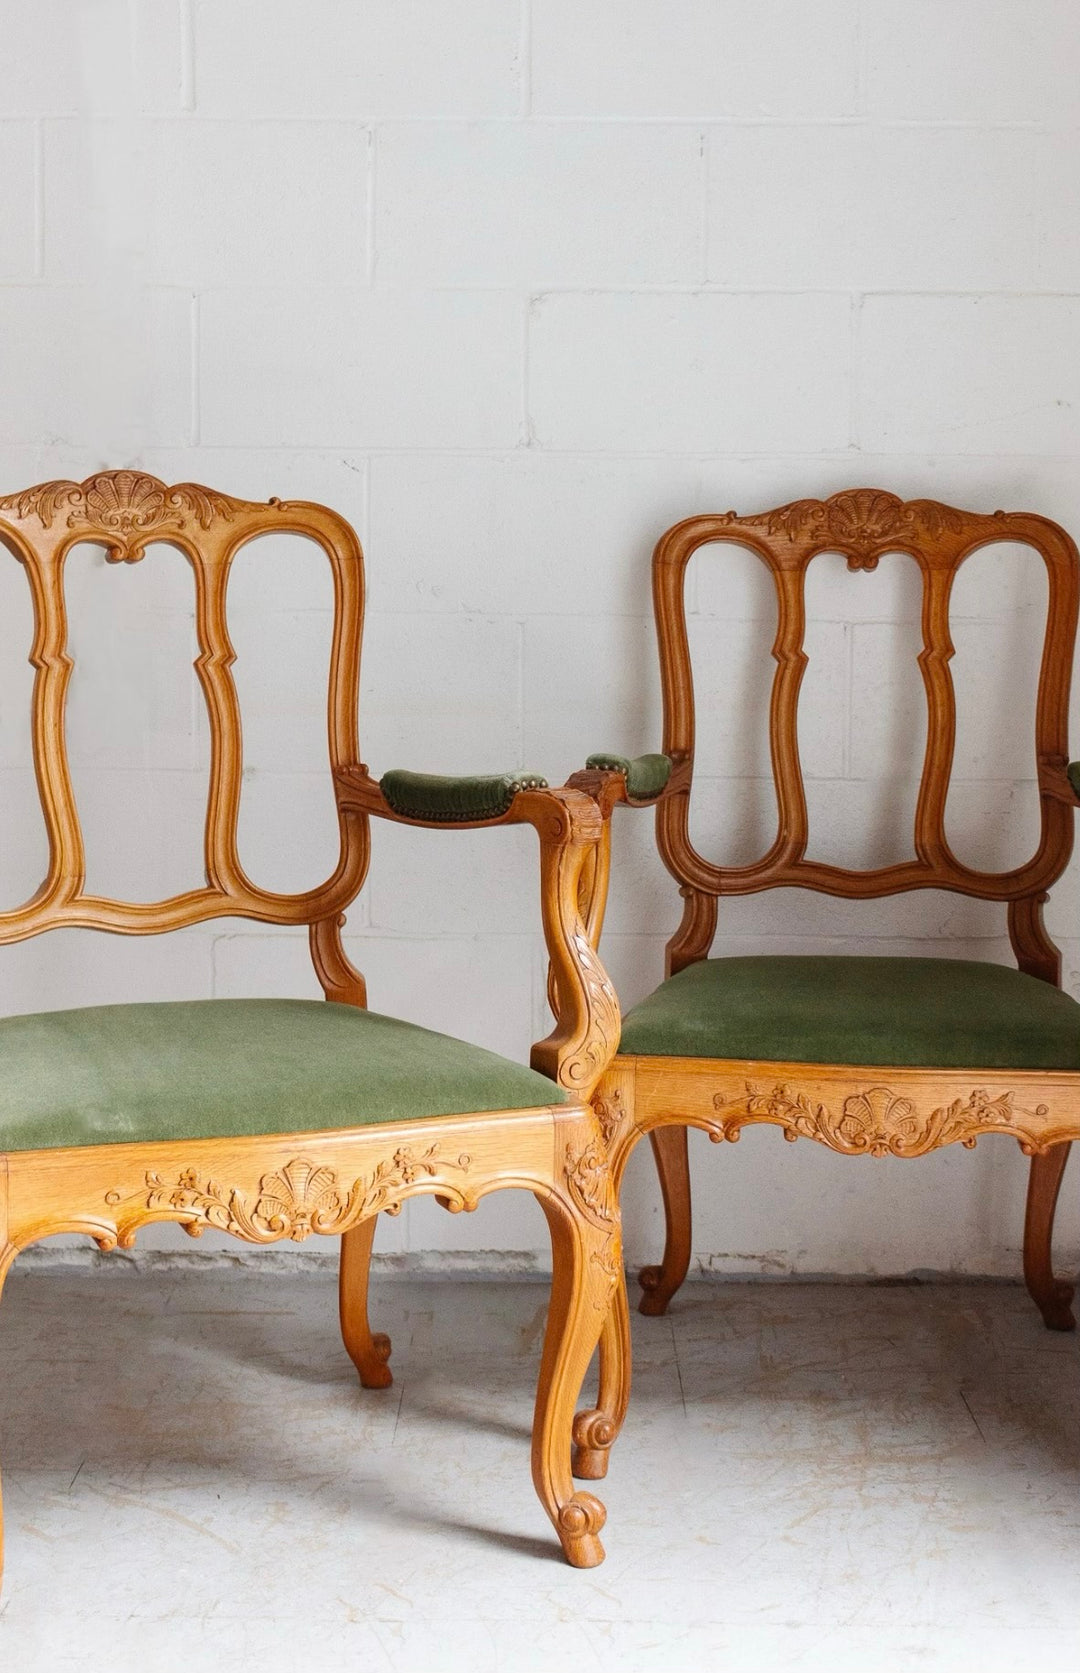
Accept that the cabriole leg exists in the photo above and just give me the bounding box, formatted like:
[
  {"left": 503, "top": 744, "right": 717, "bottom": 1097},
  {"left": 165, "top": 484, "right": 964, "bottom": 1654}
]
[
  {"left": 0, "top": 1248, "right": 13, "bottom": 1594},
  {"left": 639, "top": 1123, "right": 692, "bottom": 1315},
  {"left": 532, "top": 1186, "right": 617, "bottom": 1567},
  {"left": 572, "top": 1268, "right": 631, "bottom": 1480},
  {"left": 339, "top": 1216, "right": 393, "bottom": 1388},
  {"left": 1024, "top": 1143, "right": 1075, "bottom": 1331}
]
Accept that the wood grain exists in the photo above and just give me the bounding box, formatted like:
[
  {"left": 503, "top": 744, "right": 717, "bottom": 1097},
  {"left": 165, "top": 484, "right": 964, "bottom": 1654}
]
[
  {"left": 0, "top": 472, "right": 623, "bottom": 1582},
  {"left": 574, "top": 490, "right": 1080, "bottom": 1478}
]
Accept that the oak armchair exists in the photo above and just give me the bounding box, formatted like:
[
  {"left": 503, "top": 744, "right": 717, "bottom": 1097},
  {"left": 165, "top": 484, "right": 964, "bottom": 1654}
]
[
  {"left": 569, "top": 489, "right": 1080, "bottom": 1480},
  {"left": 0, "top": 471, "right": 621, "bottom": 1587}
]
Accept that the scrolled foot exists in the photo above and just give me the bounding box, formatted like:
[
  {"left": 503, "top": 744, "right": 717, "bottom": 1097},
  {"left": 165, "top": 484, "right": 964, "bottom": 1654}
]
[
  {"left": 1023, "top": 1145, "right": 1075, "bottom": 1332},
  {"left": 354, "top": 1330, "right": 394, "bottom": 1389},
  {"left": 1036, "top": 1280, "right": 1076, "bottom": 1332},
  {"left": 638, "top": 1263, "right": 673, "bottom": 1316},
  {"left": 571, "top": 1408, "right": 617, "bottom": 1480},
  {"left": 556, "top": 1491, "right": 607, "bottom": 1568}
]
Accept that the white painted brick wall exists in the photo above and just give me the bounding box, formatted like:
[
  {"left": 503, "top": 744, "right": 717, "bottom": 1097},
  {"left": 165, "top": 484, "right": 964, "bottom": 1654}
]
[{"left": 1, "top": 0, "right": 1079, "bottom": 1278}]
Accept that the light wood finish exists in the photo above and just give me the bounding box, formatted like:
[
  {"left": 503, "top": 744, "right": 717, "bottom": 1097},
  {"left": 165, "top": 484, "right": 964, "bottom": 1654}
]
[
  {"left": 339, "top": 1216, "right": 393, "bottom": 1387},
  {"left": 638, "top": 1126, "right": 692, "bottom": 1317},
  {"left": 570, "top": 490, "right": 1080, "bottom": 1479},
  {"left": 0, "top": 471, "right": 622, "bottom": 1581},
  {"left": 1024, "top": 1143, "right": 1075, "bottom": 1330}
]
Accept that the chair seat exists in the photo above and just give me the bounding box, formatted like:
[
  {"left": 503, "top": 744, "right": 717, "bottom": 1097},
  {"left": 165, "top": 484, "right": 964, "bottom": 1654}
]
[
  {"left": 619, "top": 956, "right": 1080, "bottom": 1071},
  {"left": 0, "top": 998, "right": 566, "bottom": 1154}
]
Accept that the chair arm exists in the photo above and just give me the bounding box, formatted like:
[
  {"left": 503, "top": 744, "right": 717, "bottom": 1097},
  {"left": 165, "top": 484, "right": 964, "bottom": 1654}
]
[
  {"left": 1037, "top": 758, "right": 1080, "bottom": 806},
  {"left": 584, "top": 752, "right": 673, "bottom": 803},
  {"left": 333, "top": 767, "right": 619, "bottom": 1097},
  {"left": 380, "top": 768, "right": 549, "bottom": 823}
]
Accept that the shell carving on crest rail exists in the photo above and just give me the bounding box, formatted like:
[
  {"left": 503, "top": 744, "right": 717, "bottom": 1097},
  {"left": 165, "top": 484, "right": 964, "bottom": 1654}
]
[
  {"left": 709, "top": 1082, "right": 1054, "bottom": 1159},
  {"left": 0, "top": 471, "right": 244, "bottom": 560},
  {"left": 103, "top": 1146, "right": 474, "bottom": 1246},
  {"left": 716, "top": 490, "right": 970, "bottom": 569}
]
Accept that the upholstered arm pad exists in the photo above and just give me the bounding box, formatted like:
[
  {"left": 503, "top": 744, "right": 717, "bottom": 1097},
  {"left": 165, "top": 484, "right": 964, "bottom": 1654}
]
[
  {"left": 379, "top": 769, "right": 549, "bottom": 823},
  {"left": 585, "top": 752, "right": 673, "bottom": 801},
  {"left": 1068, "top": 762, "right": 1080, "bottom": 801},
  {"left": 332, "top": 765, "right": 616, "bottom": 1092}
]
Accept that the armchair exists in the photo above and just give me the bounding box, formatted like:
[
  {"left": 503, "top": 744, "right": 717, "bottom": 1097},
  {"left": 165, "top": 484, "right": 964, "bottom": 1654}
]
[
  {"left": 0, "top": 471, "right": 621, "bottom": 1589},
  {"left": 569, "top": 489, "right": 1080, "bottom": 1479}
]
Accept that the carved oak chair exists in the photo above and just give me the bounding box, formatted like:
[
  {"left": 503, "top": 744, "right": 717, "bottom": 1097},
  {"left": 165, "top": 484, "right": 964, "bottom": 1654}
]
[
  {"left": 566, "top": 489, "right": 1080, "bottom": 1480},
  {"left": 0, "top": 470, "right": 622, "bottom": 1586}
]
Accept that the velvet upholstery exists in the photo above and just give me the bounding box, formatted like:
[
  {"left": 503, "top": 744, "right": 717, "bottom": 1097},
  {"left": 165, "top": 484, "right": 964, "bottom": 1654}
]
[
  {"left": 0, "top": 998, "right": 567, "bottom": 1154},
  {"left": 1068, "top": 761, "right": 1080, "bottom": 800},
  {"left": 380, "top": 769, "right": 548, "bottom": 822},
  {"left": 620, "top": 956, "right": 1080, "bottom": 1070},
  {"left": 586, "top": 753, "right": 673, "bottom": 800}
]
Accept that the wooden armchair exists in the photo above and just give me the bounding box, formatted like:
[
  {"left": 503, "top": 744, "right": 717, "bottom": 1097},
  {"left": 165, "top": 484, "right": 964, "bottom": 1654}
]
[
  {"left": 568, "top": 489, "right": 1080, "bottom": 1481},
  {"left": 0, "top": 471, "right": 622, "bottom": 1586}
]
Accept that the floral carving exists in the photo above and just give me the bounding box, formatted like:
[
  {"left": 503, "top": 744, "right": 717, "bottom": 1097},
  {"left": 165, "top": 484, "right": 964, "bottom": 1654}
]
[
  {"left": 710, "top": 1081, "right": 1053, "bottom": 1159},
  {"left": 592, "top": 1087, "right": 625, "bottom": 1148},
  {"left": 564, "top": 933, "right": 620, "bottom": 1087},
  {"left": 565, "top": 1136, "right": 622, "bottom": 1303},
  {"left": 728, "top": 489, "right": 967, "bottom": 570},
  {"left": 104, "top": 1146, "right": 473, "bottom": 1246},
  {"left": 0, "top": 470, "right": 241, "bottom": 560},
  {"left": 565, "top": 1139, "right": 617, "bottom": 1227}
]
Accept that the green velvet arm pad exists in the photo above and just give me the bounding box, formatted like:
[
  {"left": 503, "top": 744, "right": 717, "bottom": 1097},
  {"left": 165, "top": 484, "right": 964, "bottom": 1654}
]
[
  {"left": 379, "top": 769, "right": 549, "bottom": 823},
  {"left": 1068, "top": 762, "right": 1080, "bottom": 800},
  {"left": 585, "top": 752, "right": 673, "bottom": 800}
]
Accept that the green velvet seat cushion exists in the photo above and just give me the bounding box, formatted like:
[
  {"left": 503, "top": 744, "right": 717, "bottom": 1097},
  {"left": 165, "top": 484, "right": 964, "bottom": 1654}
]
[
  {"left": 620, "top": 956, "right": 1080, "bottom": 1070},
  {"left": 0, "top": 998, "right": 566, "bottom": 1154}
]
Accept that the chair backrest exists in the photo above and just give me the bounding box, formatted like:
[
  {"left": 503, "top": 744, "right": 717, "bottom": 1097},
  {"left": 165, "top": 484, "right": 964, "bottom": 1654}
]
[
  {"left": 0, "top": 471, "right": 369, "bottom": 999},
  {"left": 652, "top": 490, "right": 1080, "bottom": 981}
]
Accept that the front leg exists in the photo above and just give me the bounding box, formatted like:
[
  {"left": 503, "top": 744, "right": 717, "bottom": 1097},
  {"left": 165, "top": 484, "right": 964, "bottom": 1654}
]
[
  {"left": 532, "top": 1134, "right": 621, "bottom": 1567},
  {"left": 572, "top": 1270, "right": 630, "bottom": 1480},
  {"left": 0, "top": 1243, "right": 13, "bottom": 1593},
  {"left": 339, "top": 1217, "right": 394, "bottom": 1388}
]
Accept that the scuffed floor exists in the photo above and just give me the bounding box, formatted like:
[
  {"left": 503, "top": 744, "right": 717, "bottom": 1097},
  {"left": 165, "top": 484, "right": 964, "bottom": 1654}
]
[{"left": 0, "top": 1268, "right": 1078, "bottom": 1671}]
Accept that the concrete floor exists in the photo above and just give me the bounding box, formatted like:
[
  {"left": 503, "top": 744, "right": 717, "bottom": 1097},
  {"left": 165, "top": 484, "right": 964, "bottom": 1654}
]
[{"left": 0, "top": 1268, "right": 1078, "bottom": 1671}]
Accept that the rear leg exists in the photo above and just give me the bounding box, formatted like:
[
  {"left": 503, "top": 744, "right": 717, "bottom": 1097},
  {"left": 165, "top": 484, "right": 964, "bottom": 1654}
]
[
  {"left": 1024, "top": 1144, "right": 1075, "bottom": 1331},
  {"left": 339, "top": 1216, "right": 394, "bottom": 1387},
  {"left": 638, "top": 1124, "right": 692, "bottom": 1316}
]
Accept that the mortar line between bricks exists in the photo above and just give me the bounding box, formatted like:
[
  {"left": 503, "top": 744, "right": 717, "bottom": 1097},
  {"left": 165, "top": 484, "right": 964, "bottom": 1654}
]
[
  {"left": 699, "top": 128, "right": 710, "bottom": 284},
  {"left": 518, "top": 0, "right": 532, "bottom": 119},
  {"left": 32, "top": 119, "right": 44, "bottom": 277},
  {"left": 137, "top": 283, "right": 1080, "bottom": 299},
  {"left": 141, "top": 443, "right": 1080, "bottom": 461},
  {"left": 853, "top": 0, "right": 867, "bottom": 119},
  {"left": 125, "top": 444, "right": 1080, "bottom": 465},
  {"left": 850, "top": 289, "right": 864, "bottom": 452},
  {"left": 161, "top": 115, "right": 1058, "bottom": 130},
  {"left": 180, "top": 0, "right": 196, "bottom": 112},
  {"left": 366, "top": 125, "right": 377, "bottom": 285},
  {"left": 521, "top": 295, "right": 532, "bottom": 445},
  {"left": 189, "top": 291, "right": 200, "bottom": 445}
]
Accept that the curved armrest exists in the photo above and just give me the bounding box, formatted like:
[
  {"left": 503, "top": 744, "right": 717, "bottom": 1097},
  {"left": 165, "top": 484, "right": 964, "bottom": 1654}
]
[
  {"left": 380, "top": 769, "right": 548, "bottom": 823},
  {"left": 332, "top": 765, "right": 619, "bottom": 1097},
  {"left": 584, "top": 752, "right": 673, "bottom": 802}
]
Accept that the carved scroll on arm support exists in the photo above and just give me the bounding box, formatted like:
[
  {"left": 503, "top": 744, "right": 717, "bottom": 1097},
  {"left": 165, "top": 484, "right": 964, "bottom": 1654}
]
[
  {"left": 524, "top": 788, "right": 621, "bottom": 1099},
  {"left": 331, "top": 771, "right": 621, "bottom": 1100}
]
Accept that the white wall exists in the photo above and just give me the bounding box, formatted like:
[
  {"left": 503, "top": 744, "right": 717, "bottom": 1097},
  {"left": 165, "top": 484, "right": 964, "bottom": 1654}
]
[{"left": 2, "top": 0, "right": 1080, "bottom": 1277}]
